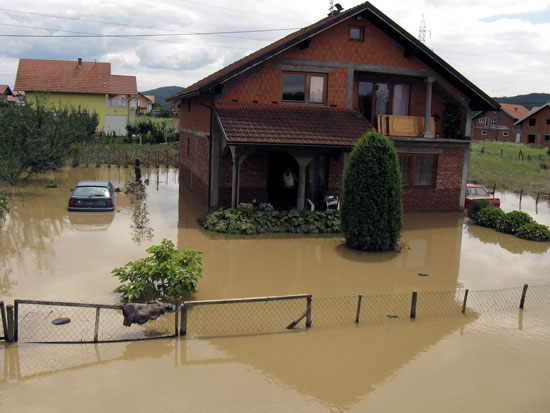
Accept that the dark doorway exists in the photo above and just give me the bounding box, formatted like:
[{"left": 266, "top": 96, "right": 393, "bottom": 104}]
[
  {"left": 528, "top": 134, "right": 536, "bottom": 144},
  {"left": 308, "top": 154, "right": 329, "bottom": 207},
  {"left": 268, "top": 152, "right": 298, "bottom": 209}
]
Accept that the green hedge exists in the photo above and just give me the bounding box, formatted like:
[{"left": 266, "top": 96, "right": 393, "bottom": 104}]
[
  {"left": 475, "top": 206, "right": 506, "bottom": 228},
  {"left": 467, "top": 199, "right": 493, "bottom": 220},
  {"left": 496, "top": 210, "right": 534, "bottom": 235},
  {"left": 202, "top": 207, "right": 342, "bottom": 235},
  {"left": 516, "top": 223, "right": 550, "bottom": 242}
]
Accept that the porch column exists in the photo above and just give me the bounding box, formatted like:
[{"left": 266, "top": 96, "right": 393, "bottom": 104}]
[
  {"left": 464, "top": 107, "right": 473, "bottom": 138},
  {"left": 230, "top": 147, "right": 240, "bottom": 208},
  {"left": 295, "top": 156, "right": 313, "bottom": 210},
  {"left": 423, "top": 77, "right": 435, "bottom": 138}
]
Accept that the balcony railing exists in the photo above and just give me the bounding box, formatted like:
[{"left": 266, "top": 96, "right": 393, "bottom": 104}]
[
  {"left": 378, "top": 115, "right": 435, "bottom": 138},
  {"left": 106, "top": 99, "right": 127, "bottom": 108}
]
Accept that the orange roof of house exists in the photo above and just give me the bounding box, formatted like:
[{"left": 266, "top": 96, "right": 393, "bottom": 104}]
[
  {"left": 144, "top": 95, "right": 155, "bottom": 103},
  {"left": 500, "top": 103, "right": 530, "bottom": 120},
  {"left": 0, "top": 85, "right": 12, "bottom": 95},
  {"left": 14, "top": 58, "right": 137, "bottom": 95}
]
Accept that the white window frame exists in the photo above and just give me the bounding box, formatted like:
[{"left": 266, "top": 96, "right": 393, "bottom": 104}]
[{"left": 481, "top": 130, "right": 487, "bottom": 136}]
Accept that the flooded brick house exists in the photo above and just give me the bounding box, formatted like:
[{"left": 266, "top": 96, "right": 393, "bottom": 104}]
[
  {"left": 169, "top": 1, "right": 498, "bottom": 212},
  {"left": 472, "top": 103, "right": 530, "bottom": 143}
]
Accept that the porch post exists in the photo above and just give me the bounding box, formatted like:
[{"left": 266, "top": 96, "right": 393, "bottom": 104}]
[
  {"left": 295, "top": 156, "right": 313, "bottom": 210},
  {"left": 423, "top": 77, "right": 435, "bottom": 138},
  {"left": 464, "top": 107, "right": 473, "bottom": 138},
  {"left": 230, "top": 147, "right": 240, "bottom": 208}
]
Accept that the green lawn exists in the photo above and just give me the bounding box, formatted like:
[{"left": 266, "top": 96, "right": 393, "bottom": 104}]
[
  {"left": 468, "top": 141, "right": 550, "bottom": 195},
  {"left": 135, "top": 115, "right": 175, "bottom": 129}
]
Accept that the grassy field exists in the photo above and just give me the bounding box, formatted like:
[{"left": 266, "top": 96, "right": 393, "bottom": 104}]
[{"left": 468, "top": 141, "right": 550, "bottom": 195}]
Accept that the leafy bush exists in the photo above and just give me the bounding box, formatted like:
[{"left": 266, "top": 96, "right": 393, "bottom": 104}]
[
  {"left": 496, "top": 211, "right": 534, "bottom": 235},
  {"left": 467, "top": 199, "right": 493, "bottom": 220},
  {"left": 516, "top": 223, "right": 550, "bottom": 242},
  {"left": 341, "top": 130, "right": 402, "bottom": 251},
  {"left": 0, "top": 193, "right": 9, "bottom": 223},
  {"left": 112, "top": 239, "right": 203, "bottom": 302},
  {"left": 474, "top": 206, "right": 506, "bottom": 228},
  {"left": 202, "top": 207, "right": 341, "bottom": 234}
]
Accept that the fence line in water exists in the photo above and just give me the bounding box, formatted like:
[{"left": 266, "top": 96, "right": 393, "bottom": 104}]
[{"left": 1, "top": 284, "right": 549, "bottom": 344}]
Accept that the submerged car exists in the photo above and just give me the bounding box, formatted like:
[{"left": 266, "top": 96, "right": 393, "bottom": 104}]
[
  {"left": 68, "top": 180, "right": 117, "bottom": 212},
  {"left": 465, "top": 184, "right": 500, "bottom": 208}
]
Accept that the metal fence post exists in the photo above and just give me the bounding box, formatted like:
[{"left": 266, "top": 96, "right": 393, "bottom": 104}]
[
  {"left": 519, "top": 284, "right": 529, "bottom": 309},
  {"left": 410, "top": 291, "right": 417, "bottom": 319},
  {"left": 355, "top": 295, "right": 363, "bottom": 323},
  {"left": 180, "top": 303, "right": 188, "bottom": 336},
  {"left": 94, "top": 307, "right": 101, "bottom": 343},
  {"left": 462, "top": 289, "right": 469, "bottom": 314},
  {"left": 14, "top": 300, "right": 19, "bottom": 342},
  {"left": 174, "top": 302, "right": 179, "bottom": 337},
  {"left": 6, "top": 305, "right": 15, "bottom": 342},
  {"left": 306, "top": 296, "right": 312, "bottom": 328},
  {"left": 0, "top": 302, "right": 7, "bottom": 341}
]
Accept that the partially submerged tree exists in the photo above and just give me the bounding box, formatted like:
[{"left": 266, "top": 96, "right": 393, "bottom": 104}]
[
  {"left": 341, "top": 130, "right": 403, "bottom": 251},
  {"left": 0, "top": 100, "right": 98, "bottom": 187},
  {"left": 0, "top": 193, "right": 8, "bottom": 224},
  {"left": 112, "top": 239, "right": 203, "bottom": 302}
]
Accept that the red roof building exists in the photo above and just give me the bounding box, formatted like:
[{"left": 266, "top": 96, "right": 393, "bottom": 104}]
[
  {"left": 514, "top": 103, "right": 550, "bottom": 146},
  {"left": 15, "top": 58, "right": 137, "bottom": 134},
  {"left": 169, "top": 1, "right": 498, "bottom": 212}
]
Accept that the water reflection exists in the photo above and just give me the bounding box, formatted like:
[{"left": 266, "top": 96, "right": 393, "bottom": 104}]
[
  {"left": 466, "top": 221, "right": 550, "bottom": 255},
  {"left": 68, "top": 212, "right": 114, "bottom": 232}
]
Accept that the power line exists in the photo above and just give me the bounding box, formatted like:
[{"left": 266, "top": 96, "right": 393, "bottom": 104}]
[{"left": 0, "top": 28, "right": 299, "bottom": 38}]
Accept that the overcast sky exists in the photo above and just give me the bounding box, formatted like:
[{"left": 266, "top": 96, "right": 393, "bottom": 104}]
[{"left": 1, "top": 0, "right": 549, "bottom": 97}]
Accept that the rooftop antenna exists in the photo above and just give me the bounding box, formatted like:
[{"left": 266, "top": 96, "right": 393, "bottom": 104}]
[
  {"left": 419, "top": 14, "right": 431, "bottom": 43},
  {"left": 329, "top": 0, "right": 334, "bottom": 13}
]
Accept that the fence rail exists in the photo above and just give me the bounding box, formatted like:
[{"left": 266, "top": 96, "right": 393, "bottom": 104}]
[{"left": 1, "top": 284, "right": 549, "bottom": 343}]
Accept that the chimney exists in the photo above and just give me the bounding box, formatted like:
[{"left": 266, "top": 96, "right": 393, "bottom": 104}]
[{"left": 77, "top": 57, "right": 82, "bottom": 69}]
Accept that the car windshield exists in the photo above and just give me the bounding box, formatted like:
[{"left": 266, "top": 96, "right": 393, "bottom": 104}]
[
  {"left": 73, "top": 187, "right": 109, "bottom": 197},
  {"left": 467, "top": 186, "right": 490, "bottom": 197}
]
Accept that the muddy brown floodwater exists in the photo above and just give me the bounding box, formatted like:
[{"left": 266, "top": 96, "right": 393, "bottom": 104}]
[{"left": 1, "top": 166, "right": 549, "bottom": 411}]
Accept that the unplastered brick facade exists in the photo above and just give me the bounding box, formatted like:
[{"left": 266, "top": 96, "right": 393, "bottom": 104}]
[
  {"left": 517, "top": 105, "right": 550, "bottom": 147},
  {"left": 172, "top": 2, "right": 497, "bottom": 212}
]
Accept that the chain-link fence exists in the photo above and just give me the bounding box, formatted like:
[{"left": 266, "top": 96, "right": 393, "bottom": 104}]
[
  {"left": 13, "top": 300, "right": 177, "bottom": 344},
  {"left": 181, "top": 294, "right": 311, "bottom": 338},
  {"left": 2, "top": 284, "right": 549, "bottom": 343}
]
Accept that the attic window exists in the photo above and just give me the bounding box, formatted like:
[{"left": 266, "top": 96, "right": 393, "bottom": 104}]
[
  {"left": 529, "top": 119, "right": 536, "bottom": 126},
  {"left": 349, "top": 26, "right": 364, "bottom": 42}
]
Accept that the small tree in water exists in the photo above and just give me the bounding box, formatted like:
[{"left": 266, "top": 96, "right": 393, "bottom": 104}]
[
  {"left": 341, "top": 130, "right": 403, "bottom": 251},
  {"left": 112, "top": 239, "right": 203, "bottom": 302}
]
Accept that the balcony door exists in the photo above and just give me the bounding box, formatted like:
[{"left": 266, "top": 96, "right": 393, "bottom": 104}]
[{"left": 358, "top": 81, "right": 410, "bottom": 126}]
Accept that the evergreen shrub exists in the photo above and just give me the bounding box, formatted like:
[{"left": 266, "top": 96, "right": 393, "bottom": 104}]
[
  {"left": 516, "top": 223, "right": 550, "bottom": 242},
  {"left": 341, "top": 130, "right": 403, "bottom": 251},
  {"left": 496, "top": 211, "right": 534, "bottom": 235},
  {"left": 475, "top": 206, "right": 506, "bottom": 228},
  {"left": 467, "top": 199, "right": 493, "bottom": 220}
]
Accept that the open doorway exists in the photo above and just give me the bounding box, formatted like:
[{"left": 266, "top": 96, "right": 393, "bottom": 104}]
[{"left": 268, "top": 152, "right": 298, "bottom": 209}]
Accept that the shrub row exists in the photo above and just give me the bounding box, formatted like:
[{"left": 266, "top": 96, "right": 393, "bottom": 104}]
[
  {"left": 202, "top": 207, "right": 342, "bottom": 235},
  {"left": 469, "top": 201, "right": 550, "bottom": 242}
]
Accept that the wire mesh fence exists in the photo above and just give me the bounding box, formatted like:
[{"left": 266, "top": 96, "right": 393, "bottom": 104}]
[
  {"left": 2, "top": 284, "right": 549, "bottom": 343},
  {"left": 182, "top": 295, "right": 310, "bottom": 338},
  {"left": 14, "top": 300, "right": 177, "bottom": 344}
]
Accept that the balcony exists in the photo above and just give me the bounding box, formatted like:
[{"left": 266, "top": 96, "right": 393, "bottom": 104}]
[{"left": 377, "top": 115, "right": 435, "bottom": 138}]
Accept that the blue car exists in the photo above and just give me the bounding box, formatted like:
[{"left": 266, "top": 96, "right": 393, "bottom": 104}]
[{"left": 68, "top": 180, "right": 118, "bottom": 212}]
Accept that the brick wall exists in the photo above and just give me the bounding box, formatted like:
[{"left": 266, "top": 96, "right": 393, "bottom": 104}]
[
  {"left": 397, "top": 144, "right": 466, "bottom": 211},
  {"left": 473, "top": 110, "right": 517, "bottom": 142},
  {"left": 520, "top": 106, "right": 550, "bottom": 147}
]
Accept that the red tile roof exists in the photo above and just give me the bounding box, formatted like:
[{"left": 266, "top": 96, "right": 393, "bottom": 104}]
[
  {"left": 169, "top": 1, "right": 498, "bottom": 110},
  {"left": 216, "top": 103, "right": 372, "bottom": 146},
  {"left": 514, "top": 103, "right": 550, "bottom": 125},
  {"left": 500, "top": 103, "right": 530, "bottom": 120},
  {"left": 14, "top": 58, "right": 137, "bottom": 95},
  {"left": 0, "top": 85, "right": 12, "bottom": 95}
]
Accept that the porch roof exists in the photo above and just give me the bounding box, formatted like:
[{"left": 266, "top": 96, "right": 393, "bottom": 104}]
[{"left": 215, "top": 103, "right": 372, "bottom": 147}]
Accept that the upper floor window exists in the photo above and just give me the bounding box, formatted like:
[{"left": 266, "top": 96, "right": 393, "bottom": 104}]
[
  {"left": 478, "top": 117, "right": 484, "bottom": 124},
  {"left": 349, "top": 26, "right": 364, "bottom": 42},
  {"left": 282, "top": 73, "right": 326, "bottom": 104},
  {"left": 491, "top": 117, "right": 497, "bottom": 127},
  {"left": 529, "top": 119, "right": 536, "bottom": 126},
  {"left": 546, "top": 119, "right": 550, "bottom": 125}
]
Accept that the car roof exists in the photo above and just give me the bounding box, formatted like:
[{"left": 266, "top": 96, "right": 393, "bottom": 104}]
[
  {"left": 75, "top": 180, "right": 111, "bottom": 187},
  {"left": 466, "top": 184, "right": 483, "bottom": 188}
]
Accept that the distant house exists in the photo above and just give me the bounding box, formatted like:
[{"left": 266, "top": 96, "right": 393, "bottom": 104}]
[
  {"left": 169, "top": 1, "right": 498, "bottom": 212},
  {"left": 472, "top": 103, "right": 530, "bottom": 142},
  {"left": 14, "top": 58, "right": 137, "bottom": 135},
  {"left": 0, "top": 85, "right": 13, "bottom": 104},
  {"left": 514, "top": 103, "right": 550, "bottom": 146},
  {"left": 134, "top": 93, "right": 154, "bottom": 114}
]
